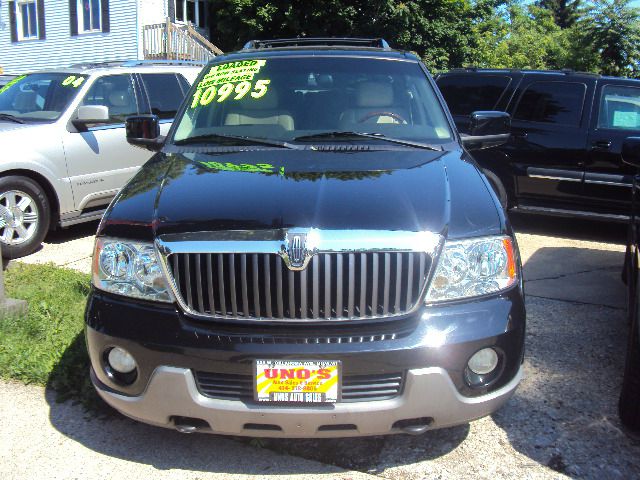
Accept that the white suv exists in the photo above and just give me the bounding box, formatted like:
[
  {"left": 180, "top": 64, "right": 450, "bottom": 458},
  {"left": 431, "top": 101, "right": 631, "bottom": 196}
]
[{"left": 0, "top": 61, "right": 202, "bottom": 258}]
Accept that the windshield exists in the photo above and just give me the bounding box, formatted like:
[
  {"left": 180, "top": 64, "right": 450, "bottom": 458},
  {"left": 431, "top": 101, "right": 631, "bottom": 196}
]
[
  {"left": 0, "top": 73, "right": 87, "bottom": 122},
  {"left": 172, "top": 56, "right": 452, "bottom": 145}
]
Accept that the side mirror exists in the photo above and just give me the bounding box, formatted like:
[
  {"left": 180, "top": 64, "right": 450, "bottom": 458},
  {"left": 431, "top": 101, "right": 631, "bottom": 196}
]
[
  {"left": 72, "top": 105, "right": 110, "bottom": 130},
  {"left": 622, "top": 137, "right": 640, "bottom": 168},
  {"left": 126, "top": 115, "right": 163, "bottom": 151},
  {"left": 461, "top": 111, "right": 511, "bottom": 150}
]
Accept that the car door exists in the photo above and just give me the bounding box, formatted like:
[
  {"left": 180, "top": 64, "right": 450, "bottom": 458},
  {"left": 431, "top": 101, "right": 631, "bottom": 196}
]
[
  {"left": 584, "top": 82, "right": 640, "bottom": 217},
  {"left": 62, "top": 73, "right": 152, "bottom": 212},
  {"left": 503, "top": 78, "right": 594, "bottom": 211}
]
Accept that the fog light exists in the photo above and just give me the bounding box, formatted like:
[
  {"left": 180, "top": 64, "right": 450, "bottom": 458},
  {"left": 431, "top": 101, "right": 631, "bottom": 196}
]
[
  {"left": 468, "top": 348, "right": 499, "bottom": 375},
  {"left": 107, "top": 347, "right": 137, "bottom": 374}
]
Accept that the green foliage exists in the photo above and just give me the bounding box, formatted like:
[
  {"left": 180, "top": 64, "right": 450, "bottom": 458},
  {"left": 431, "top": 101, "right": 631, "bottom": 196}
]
[
  {"left": 582, "top": 0, "right": 640, "bottom": 76},
  {"left": 208, "top": 0, "right": 479, "bottom": 70},
  {"left": 0, "top": 263, "right": 98, "bottom": 407},
  {"left": 537, "top": 0, "right": 583, "bottom": 28},
  {"left": 205, "top": 0, "right": 640, "bottom": 77}
]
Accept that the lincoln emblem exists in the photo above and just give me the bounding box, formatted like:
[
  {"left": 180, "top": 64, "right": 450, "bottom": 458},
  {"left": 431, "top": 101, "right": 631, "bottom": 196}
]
[{"left": 288, "top": 233, "right": 307, "bottom": 268}]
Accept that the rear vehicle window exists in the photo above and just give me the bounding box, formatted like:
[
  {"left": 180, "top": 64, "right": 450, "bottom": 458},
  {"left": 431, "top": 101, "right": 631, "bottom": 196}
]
[
  {"left": 597, "top": 84, "right": 640, "bottom": 130},
  {"left": 81, "top": 74, "right": 138, "bottom": 123},
  {"left": 436, "top": 74, "right": 511, "bottom": 116},
  {"left": 140, "top": 73, "right": 187, "bottom": 120},
  {"left": 513, "top": 81, "right": 586, "bottom": 126},
  {"left": 173, "top": 56, "right": 453, "bottom": 144}
]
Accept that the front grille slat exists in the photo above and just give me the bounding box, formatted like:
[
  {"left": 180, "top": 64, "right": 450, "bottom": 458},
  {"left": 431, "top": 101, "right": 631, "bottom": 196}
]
[
  {"left": 300, "top": 267, "right": 308, "bottom": 318},
  {"left": 383, "top": 253, "right": 391, "bottom": 315},
  {"left": 336, "top": 254, "right": 344, "bottom": 317},
  {"left": 195, "top": 371, "right": 405, "bottom": 402},
  {"left": 195, "top": 254, "right": 204, "bottom": 313},
  {"left": 264, "top": 255, "right": 272, "bottom": 318},
  {"left": 252, "top": 254, "right": 261, "bottom": 318},
  {"left": 276, "top": 256, "right": 284, "bottom": 318},
  {"left": 347, "top": 253, "right": 355, "bottom": 318},
  {"left": 229, "top": 255, "right": 237, "bottom": 317},
  {"left": 406, "top": 252, "right": 414, "bottom": 311},
  {"left": 217, "top": 253, "right": 226, "bottom": 316},
  {"left": 394, "top": 252, "right": 402, "bottom": 313},
  {"left": 168, "top": 251, "right": 430, "bottom": 321}
]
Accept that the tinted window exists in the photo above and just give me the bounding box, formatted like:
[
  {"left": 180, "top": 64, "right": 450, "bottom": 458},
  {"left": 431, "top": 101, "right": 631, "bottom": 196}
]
[
  {"left": 141, "top": 73, "right": 185, "bottom": 120},
  {"left": 597, "top": 84, "right": 640, "bottom": 130},
  {"left": 513, "top": 81, "right": 586, "bottom": 126},
  {"left": 81, "top": 74, "right": 138, "bottom": 123},
  {"left": 437, "top": 74, "right": 511, "bottom": 116}
]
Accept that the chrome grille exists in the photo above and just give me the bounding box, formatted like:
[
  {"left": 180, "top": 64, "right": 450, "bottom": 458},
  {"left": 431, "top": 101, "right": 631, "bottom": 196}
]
[
  {"left": 167, "top": 252, "right": 431, "bottom": 320},
  {"left": 194, "top": 371, "right": 404, "bottom": 402}
]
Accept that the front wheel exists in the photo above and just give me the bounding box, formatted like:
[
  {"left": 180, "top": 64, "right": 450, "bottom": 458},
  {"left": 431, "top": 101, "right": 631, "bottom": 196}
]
[{"left": 0, "top": 176, "right": 51, "bottom": 259}]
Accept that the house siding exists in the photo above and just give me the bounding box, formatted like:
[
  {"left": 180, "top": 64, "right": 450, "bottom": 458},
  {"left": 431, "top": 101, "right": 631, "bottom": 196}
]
[{"left": 0, "top": 0, "right": 140, "bottom": 74}]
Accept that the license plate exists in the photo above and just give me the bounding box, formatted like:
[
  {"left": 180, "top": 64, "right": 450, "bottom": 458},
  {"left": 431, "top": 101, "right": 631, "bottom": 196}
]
[{"left": 255, "top": 360, "right": 340, "bottom": 403}]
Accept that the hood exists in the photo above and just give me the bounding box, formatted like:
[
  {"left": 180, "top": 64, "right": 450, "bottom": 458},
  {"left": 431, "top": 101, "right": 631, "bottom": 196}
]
[
  {"left": 0, "top": 120, "right": 37, "bottom": 133},
  {"left": 100, "top": 148, "right": 503, "bottom": 241}
]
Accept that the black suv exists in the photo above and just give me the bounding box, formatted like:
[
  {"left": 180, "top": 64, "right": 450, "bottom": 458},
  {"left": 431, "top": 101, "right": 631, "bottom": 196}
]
[
  {"left": 437, "top": 69, "right": 640, "bottom": 220},
  {"left": 85, "top": 38, "right": 525, "bottom": 437}
]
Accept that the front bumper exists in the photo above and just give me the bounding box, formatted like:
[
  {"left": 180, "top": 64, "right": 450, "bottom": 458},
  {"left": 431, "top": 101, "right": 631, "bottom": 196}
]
[
  {"left": 92, "top": 364, "right": 522, "bottom": 437},
  {"left": 86, "top": 288, "right": 525, "bottom": 437}
]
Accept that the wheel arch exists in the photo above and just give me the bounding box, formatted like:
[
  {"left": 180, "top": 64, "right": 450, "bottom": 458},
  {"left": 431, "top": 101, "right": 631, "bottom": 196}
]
[{"left": 0, "top": 169, "right": 60, "bottom": 231}]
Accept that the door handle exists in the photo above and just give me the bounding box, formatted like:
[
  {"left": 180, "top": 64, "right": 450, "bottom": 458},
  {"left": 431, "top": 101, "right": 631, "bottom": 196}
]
[{"left": 592, "top": 140, "right": 612, "bottom": 150}]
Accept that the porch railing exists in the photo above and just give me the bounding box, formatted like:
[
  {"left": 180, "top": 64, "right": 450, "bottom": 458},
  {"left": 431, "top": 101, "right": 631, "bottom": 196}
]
[{"left": 142, "top": 18, "right": 223, "bottom": 63}]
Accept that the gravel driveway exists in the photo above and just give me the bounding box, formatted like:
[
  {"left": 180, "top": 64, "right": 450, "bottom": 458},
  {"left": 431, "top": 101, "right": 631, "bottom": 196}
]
[{"left": 3, "top": 214, "right": 640, "bottom": 479}]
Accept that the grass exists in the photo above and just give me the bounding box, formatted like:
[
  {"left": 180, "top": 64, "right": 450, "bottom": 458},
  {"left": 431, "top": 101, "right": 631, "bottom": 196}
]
[{"left": 0, "top": 262, "right": 97, "bottom": 406}]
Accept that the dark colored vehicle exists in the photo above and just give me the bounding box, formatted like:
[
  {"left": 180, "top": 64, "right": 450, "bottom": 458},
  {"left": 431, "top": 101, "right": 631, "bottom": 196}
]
[
  {"left": 620, "top": 138, "right": 640, "bottom": 431},
  {"left": 437, "top": 69, "right": 640, "bottom": 220},
  {"left": 85, "top": 38, "right": 525, "bottom": 437}
]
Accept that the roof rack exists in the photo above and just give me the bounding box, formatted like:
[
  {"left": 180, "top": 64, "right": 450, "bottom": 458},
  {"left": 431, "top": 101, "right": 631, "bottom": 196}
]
[
  {"left": 448, "top": 66, "right": 600, "bottom": 77},
  {"left": 242, "top": 37, "right": 391, "bottom": 50},
  {"left": 69, "top": 59, "right": 207, "bottom": 69}
]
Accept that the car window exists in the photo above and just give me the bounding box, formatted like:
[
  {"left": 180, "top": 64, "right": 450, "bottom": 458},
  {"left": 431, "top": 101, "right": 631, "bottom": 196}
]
[
  {"left": 436, "top": 74, "right": 511, "bottom": 116},
  {"left": 597, "top": 84, "right": 640, "bottom": 130},
  {"left": 173, "top": 57, "right": 453, "bottom": 144},
  {"left": 140, "top": 73, "right": 186, "bottom": 120},
  {"left": 81, "top": 74, "right": 138, "bottom": 124},
  {"left": 513, "top": 81, "right": 586, "bottom": 126},
  {"left": 0, "top": 73, "right": 87, "bottom": 121}
]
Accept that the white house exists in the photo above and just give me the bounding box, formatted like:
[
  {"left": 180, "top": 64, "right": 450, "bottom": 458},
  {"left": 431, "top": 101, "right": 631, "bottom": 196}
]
[{"left": 0, "top": 0, "right": 218, "bottom": 74}]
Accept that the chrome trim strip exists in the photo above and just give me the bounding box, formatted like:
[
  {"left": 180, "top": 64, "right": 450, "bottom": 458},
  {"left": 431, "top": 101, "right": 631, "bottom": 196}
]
[
  {"left": 528, "top": 174, "right": 582, "bottom": 182},
  {"left": 155, "top": 229, "right": 443, "bottom": 323},
  {"left": 512, "top": 205, "right": 629, "bottom": 221}
]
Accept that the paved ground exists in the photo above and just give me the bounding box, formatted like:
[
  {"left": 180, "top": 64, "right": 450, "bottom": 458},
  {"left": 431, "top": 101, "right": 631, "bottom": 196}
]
[{"left": 3, "top": 214, "right": 640, "bottom": 479}]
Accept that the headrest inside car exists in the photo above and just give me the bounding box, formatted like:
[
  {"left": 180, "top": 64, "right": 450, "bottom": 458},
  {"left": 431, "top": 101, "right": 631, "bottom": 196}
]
[
  {"left": 356, "top": 82, "right": 394, "bottom": 108},
  {"left": 240, "top": 89, "right": 279, "bottom": 110}
]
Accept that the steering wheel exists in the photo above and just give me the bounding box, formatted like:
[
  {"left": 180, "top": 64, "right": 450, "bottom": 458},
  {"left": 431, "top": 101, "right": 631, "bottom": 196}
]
[{"left": 358, "top": 111, "right": 407, "bottom": 124}]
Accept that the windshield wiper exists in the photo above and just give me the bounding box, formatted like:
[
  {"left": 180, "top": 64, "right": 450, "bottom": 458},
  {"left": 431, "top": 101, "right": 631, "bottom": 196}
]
[
  {"left": 293, "top": 131, "right": 443, "bottom": 151},
  {"left": 0, "top": 113, "right": 25, "bottom": 124},
  {"left": 173, "top": 133, "right": 299, "bottom": 149}
]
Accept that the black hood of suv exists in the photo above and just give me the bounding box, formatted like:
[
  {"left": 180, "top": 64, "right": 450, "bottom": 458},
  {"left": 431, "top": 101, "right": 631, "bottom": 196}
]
[{"left": 99, "top": 148, "right": 504, "bottom": 241}]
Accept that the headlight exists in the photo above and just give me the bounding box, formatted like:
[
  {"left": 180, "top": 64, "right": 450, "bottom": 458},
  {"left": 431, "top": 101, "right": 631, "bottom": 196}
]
[
  {"left": 425, "top": 236, "right": 517, "bottom": 303},
  {"left": 92, "top": 237, "right": 172, "bottom": 302}
]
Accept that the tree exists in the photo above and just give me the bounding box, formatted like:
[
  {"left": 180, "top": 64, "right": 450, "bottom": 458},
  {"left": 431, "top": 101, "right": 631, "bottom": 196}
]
[
  {"left": 470, "top": 3, "right": 573, "bottom": 69},
  {"left": 537, "top": 0, "right": 583, "bottom": 28},
  {"left": 207, "top": 0, "right": 480, "bottom": 70},
  {"left": 583, "top": 0, "right": 640, "bottom": 76}
]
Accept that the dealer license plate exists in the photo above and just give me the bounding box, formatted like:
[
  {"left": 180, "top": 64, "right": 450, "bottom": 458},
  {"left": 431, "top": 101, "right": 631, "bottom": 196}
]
[{"left": 255, "top": 360, "right": 340, "bottom": 403}]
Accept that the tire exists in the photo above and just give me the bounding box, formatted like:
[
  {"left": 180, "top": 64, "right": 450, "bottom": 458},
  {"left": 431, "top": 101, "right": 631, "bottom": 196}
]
[
  {"left": 0, "top": 176, "right": 51, "bottom": 259},
  {"left": 482, "top": 169, "right": 509, "bottom": 210},
  {"left": 620, "top": 299, "right": 640, "bottom": 431}
]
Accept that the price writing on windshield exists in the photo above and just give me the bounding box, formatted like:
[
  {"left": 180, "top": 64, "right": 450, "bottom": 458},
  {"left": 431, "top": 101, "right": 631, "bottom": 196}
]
[
  {"left": 0, "top": 75, "right": 26, "bottom": 94},
  {"left": 190, "top": 80, "right": 270, "bottom": 108},
  {"left": 61, "top": 75, "right": 86, "bottom": 88},
  {"left": 190, "top": 59, "right": 270, "bottom": 108}
]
